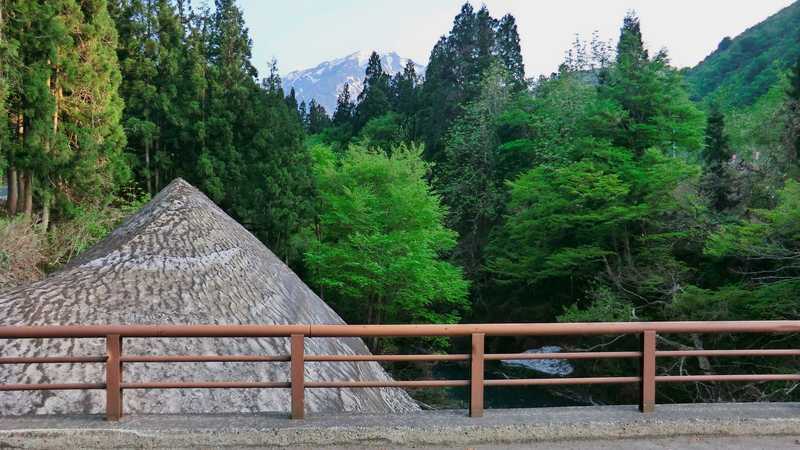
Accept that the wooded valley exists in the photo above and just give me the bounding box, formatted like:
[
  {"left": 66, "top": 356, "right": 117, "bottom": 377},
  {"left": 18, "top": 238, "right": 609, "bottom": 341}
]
[{"left": 2, "top": 0, "right": 800, "bottom": 405}]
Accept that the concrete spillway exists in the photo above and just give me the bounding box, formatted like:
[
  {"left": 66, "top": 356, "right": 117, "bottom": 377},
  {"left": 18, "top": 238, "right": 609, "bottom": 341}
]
[{"left": 0, "top": 178, "right": 419, "bottom": 415}]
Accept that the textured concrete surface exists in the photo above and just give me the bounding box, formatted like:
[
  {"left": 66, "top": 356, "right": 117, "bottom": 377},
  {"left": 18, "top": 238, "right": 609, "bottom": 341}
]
[
  {"left": 0, "top": 403, "right": 799, "bottom": 448},
  {"left": 0, "top": 179, "right": 417, "bottom": 415}
]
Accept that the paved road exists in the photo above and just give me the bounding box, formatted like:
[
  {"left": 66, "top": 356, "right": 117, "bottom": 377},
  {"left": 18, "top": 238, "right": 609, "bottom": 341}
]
[
  {"left": 373, "top": 436, "right": 800, "bottom": 449},
  {"left": 2, "top": 403, "right": 800, "bottom": 448}
]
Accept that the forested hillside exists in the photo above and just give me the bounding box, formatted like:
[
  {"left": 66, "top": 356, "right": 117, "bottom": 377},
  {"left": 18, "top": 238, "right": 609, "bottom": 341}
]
[
  {"left": 685, "top": 1, "right": 800, "bottom": 107},
  {"left": 2, "top": 0, "right": 800, "bottom": 406}
]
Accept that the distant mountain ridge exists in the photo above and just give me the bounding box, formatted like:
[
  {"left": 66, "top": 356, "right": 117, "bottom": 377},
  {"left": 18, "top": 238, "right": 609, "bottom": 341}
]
[
  {"left": 685, "top": 1, "right": 800, "bottom": 107},
  {"left": 282, "top": 50, "right": 426, "bottom": 114}
]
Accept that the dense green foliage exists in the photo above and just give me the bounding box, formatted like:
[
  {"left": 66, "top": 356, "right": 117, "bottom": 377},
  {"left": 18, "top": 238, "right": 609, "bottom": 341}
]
[
  {"left": 305, "top": 143, "right": 469, "bottom": 333},
  {"left": 111, "top": 0, "right": 315, "bottom": 263},
  {"left": 3, "top": 0, "right": 129, "bottom": 228},
  {"left": 437, "top": 64, "right": 512, "bottom": 289},
  {"left": 685, "top": 1, "right": 800, "bottom": 108},
  {"left": 2, "top": 0, "right": 314, "bottom": 264},
  {"left": 416, "top": 4, "right": 525, "bottom": 164},
  {"left": 487, "top": 15, "right": 704, "bottom": 321}
]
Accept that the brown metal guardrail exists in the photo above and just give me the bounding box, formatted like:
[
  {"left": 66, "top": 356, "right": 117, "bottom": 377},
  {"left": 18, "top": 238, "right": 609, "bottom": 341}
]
[{"left": 1, "top": 321, "right": 800, "bottom": 420}]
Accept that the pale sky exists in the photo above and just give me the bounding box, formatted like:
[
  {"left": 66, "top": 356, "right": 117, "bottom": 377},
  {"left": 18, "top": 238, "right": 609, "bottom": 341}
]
[{"left": 236, "top": 0, "right": 796, "bottom": 78}]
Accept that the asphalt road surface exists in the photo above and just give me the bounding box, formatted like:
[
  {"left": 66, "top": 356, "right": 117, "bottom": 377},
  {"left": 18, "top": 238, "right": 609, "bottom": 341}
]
[{"left": 336, "top": 436, "right": 800, "bottom": 449}]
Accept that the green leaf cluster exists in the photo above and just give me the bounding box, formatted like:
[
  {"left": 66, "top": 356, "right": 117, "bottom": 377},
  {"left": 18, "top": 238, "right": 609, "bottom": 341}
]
[{"left": 305, "top": 143, "right": 470, "bottom": 326}]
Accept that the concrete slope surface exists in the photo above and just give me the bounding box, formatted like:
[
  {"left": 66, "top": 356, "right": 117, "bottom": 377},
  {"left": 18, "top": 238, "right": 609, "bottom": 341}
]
[{"left": 0, "top": 178, "right": 419, "bottom": 415}]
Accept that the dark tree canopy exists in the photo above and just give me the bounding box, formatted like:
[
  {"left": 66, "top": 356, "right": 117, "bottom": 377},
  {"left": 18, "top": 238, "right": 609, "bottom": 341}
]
[
  {"left": 333, "top": 82, "right": 355, "bottom": 126},
  {"left": 354, "top": 51, "right": 391, "bottom": 131},
  {"left": 417, "top": 3, "right": 526, "bottom": 163}
]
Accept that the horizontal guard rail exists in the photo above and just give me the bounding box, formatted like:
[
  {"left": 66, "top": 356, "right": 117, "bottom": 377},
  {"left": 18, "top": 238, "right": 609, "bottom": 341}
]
[
  {"left": 306, "top": 380, "right": 470, "bottom": 388},
  {"left": 0, "top": 321, "right": 798, "bottom": 420},
  {"left": 656, "top": 349, "right": 800, "bottom": 357},
  {"left": 121, "top": 355, "right": 291, "bottom": 363},
  {"left": 485, "top": 351, "right": 642, "bottom": 360},
  {"left": 1, "top": 321, "right": 800, "bottom": 338},
  {"left": 121, "top": 381, "right": 291, "bottom": 389},
  {"left": 0, "top": 383, "right": 106, "bottom": 391},
  {"left": 484, "top": 377, "right": 641, "bottom": 386},
  {"left": 0, "top": 356, "right": 108, "bottom": 364},
  {"left": 305, "top": 354, "right": 470, "bottom": 362}
]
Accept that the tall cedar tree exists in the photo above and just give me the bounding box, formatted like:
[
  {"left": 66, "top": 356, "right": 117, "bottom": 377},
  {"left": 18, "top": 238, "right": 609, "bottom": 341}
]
[
  {"left": 112, "top": 0, "right": 314, "bottom": 263},
  {"left": 199, "top": 0, "right": 256, "bottom": 203},
  {"left": 353, "top": 51, "right": 391, "bottom": 131},
  {"left": 204, "top": 1, "right": 313, "bottom": 263},
  {"left": 111, "top": 0, "right": 183, "bottom": 195},
  {"left": 600, "top": 11, "right": 705, "bottom": 156},
  {"left": 390, "top": 60, "right": 419, "bottom": 132},
  {"left": 285, "top": 87, "right": 298, "bottom": 117},
  {"left": 1, "top": 0, "right": 20, "bottom": 214},
  {"left": 175, "top": 6, "right": 210, "bottom": 187},
  {"left": 417, "top": 3, "right": 525, "bottom": 163},
  {"left": 307, "top": 99, "right": 330, "bottom": 133},
  {"left": 6, "top": 0, "right": 128, "bottom": 226},
  {"left": 701, "top": 107, "right": 738, "bottom": 211},
  {"left": 298, "top": 100, "right": 307, "bottom": 126},
  {"left": 151, "top": 0, "right": 183, "bottom": 191},
  {"left": 332, "top": 82, "right": 354, "bottom": 126},
  {"left": 494, "top": 14, "right": 525, "bottom": 90}
]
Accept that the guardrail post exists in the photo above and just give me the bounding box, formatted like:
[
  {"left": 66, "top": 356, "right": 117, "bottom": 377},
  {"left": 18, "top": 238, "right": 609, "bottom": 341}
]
[
  {"left": 639, "top": 330, "right": 656, "bottom": 413},
  {"left": 290, "top": 334, "right": 305, "bottom": 419},
  {"left": 106, "top": 334, "right": 123, "bottom": 421},
  {"left": 470, "top": 333, "right": 485, "bottom": 417}
]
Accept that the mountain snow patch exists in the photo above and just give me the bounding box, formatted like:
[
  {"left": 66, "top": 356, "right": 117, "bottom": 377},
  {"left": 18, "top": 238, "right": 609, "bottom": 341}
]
[{"left": 282, "top": 50, "right": 426, "bottom": 113}]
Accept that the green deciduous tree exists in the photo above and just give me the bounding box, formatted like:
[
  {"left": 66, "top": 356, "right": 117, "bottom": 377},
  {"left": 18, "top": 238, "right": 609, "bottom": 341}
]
[
  {"left": 439, "top": 63, "right": 512, "bottom": 285},
  {"left": 679, "top": 180, "right": 800, "bottom": 321},
  {"left": 305, "top": 143, "right": 469, "bottom": 333},
  {"left": 487, "top": 13, "right": 706, "bottom": 322},
  {"left": 491, "top": 142, "right": 697, "bottom": 318},
  {"left": 787, "top": 56, "right": 800, "bottom": 163},
  {"left": 357, "top": 112, "right": 409, "bottom": 152}
]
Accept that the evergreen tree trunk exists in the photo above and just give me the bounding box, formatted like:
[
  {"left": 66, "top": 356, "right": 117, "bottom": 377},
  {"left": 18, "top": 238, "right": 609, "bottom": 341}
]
[
  {"left": 16, "top": 171, "right": 25, "bottom": 217},
  {"left": 6, "top": 166, "right": 17, "bottom": 215},
  {"left": 145, "top": 140, "right": 152, "bottom": 194},
  {"left": 10, "top": 112, "right": 23, "bottom": 214},
  {"left": 41, "top": 195, "right": 50, "bottom": 231},
  {"left": 22, "top": 170, "right": 32, "bottom": 219},
  {"left": 0, "top": 1, "right": 9, "bottom": 216}
]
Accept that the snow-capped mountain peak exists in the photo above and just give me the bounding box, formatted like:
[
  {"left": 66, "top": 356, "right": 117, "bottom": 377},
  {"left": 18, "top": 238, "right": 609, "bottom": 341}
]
[{"left": 283, "top": 51, "right": 426, "bottom": 114}]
